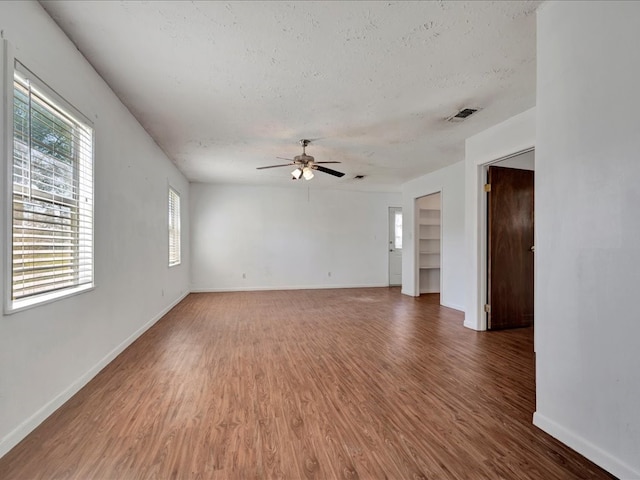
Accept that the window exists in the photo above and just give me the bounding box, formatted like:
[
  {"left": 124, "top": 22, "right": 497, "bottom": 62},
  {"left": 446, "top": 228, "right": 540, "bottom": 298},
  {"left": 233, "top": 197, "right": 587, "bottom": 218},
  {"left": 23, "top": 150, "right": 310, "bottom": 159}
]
[
  {"left": 394, "top": 210, "right": 403, "bottom": 249},
  {"left": 10, "top": 62, "right": 94, "bottom": 310},
  {"left": 168, "top": 187, "right": 181, "bottom": 266}
]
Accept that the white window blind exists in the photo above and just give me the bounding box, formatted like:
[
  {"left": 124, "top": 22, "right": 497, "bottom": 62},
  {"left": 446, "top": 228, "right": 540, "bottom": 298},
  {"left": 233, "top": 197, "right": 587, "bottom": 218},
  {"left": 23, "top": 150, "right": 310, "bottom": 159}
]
[
  {"left": 168, "top": 187, "right": 181, "bottom": 266},
  {"left": 11, "top": 62, "right": 94, "bottom": 307}
]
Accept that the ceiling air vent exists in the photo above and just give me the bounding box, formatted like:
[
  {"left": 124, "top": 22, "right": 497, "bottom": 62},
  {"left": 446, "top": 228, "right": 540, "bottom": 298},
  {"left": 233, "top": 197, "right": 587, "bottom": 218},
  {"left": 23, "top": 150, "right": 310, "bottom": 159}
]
[{"left": 447, "top": 108, "right": 479, "bottom": 123}]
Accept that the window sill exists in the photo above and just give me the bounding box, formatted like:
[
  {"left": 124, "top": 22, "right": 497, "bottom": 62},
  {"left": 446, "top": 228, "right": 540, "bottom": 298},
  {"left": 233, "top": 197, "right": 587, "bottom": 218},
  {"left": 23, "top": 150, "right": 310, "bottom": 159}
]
[{"left": 5, "top": 283, "right": 95, "bottom": 315}]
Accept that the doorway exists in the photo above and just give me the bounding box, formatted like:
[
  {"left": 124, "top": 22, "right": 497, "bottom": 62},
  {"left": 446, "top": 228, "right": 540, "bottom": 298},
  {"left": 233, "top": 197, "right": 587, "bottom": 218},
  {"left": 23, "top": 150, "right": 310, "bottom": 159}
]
[
  {"left": 388, "top": 207, "right": 402, "bottom": 286},
  {"left": 484, "top": 150, "right": 535, "bottom": 330},
  {"left": 415, "top": 192, "right": 441, "bottom": 295}
]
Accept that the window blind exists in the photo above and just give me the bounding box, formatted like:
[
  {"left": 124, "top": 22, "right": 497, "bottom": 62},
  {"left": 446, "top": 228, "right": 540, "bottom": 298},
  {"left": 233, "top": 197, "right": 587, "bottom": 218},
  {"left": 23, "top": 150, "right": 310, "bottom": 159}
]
[
  {"left": 168, "top": 187, "right": 181, "bottom": 266},
  {"left": 12, "top": 62, "right": 94, "bottom": 304}
]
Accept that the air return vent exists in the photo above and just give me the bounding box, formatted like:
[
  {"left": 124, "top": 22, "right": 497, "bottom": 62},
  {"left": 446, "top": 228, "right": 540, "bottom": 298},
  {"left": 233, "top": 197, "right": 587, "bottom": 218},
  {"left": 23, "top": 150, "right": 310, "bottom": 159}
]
[{"left": 447, "top": 108, "right": 479, "bottom": 122}]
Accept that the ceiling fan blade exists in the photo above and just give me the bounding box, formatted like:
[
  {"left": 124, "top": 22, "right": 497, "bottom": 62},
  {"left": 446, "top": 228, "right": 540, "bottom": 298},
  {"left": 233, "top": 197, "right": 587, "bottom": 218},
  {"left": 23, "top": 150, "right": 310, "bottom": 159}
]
[
  {"left": 256, "top": 163, "right": 294, "bottom": 170},
  {"left": 314, "top": 165, "right": 345, "bottom": 177},
  {"left": 314, "top": 161, "right": 341, "bottom": 164}
]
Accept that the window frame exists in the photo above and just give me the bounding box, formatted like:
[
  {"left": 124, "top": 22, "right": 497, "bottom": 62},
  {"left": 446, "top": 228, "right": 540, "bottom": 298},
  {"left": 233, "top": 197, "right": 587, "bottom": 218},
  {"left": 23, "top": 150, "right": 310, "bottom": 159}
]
[
  {"left": 394, "top": 210, "right": 403, "bottom": 250},
  {"left": 168, "top": 186, "right": 181, "bottom": 267},
  {"left": 4, "top": 53, "right": 95, "bottom": 314}
]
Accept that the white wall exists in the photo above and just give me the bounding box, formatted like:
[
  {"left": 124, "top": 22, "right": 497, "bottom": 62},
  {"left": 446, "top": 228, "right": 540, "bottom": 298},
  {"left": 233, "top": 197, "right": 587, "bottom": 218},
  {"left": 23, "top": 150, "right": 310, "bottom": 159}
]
[
  {"left": 533, "top": 2, "right": 640, "bottom": 478},
  {"left": 190, "top": 184, "right": 401, "bottom": 291},
  {"left": 0, "top": 2, "right": 190, "bottom": 457},
  {"left": 401, "top": 161, "right": 465, "bottom": 311},
  {"left": 464, "top": 108, "right": 536, "bottom": 330}
]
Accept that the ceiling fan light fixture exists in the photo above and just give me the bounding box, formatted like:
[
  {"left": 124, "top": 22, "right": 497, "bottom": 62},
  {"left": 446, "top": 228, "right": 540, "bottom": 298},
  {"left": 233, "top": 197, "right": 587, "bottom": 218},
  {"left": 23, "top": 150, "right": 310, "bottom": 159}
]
[
  {"left": 258, "top": 139, "right": 344, "bottom": 179},
  {"left": 302, "top": 167, "right": 314, "bottom": 180}
]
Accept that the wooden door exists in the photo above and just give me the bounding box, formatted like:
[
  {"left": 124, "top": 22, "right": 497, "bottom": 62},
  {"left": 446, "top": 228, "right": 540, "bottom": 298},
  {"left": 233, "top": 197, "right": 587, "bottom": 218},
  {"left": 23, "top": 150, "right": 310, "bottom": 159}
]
[{"left": 487, "top": 166, "right": 534, "bottom": 329}]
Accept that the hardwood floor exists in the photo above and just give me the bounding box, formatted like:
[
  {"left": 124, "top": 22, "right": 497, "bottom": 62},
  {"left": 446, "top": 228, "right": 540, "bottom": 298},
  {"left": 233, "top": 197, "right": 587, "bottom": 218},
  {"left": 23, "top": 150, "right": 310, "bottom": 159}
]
[{"left": 0, "top": 288, "right": 613, "bottom": 479}]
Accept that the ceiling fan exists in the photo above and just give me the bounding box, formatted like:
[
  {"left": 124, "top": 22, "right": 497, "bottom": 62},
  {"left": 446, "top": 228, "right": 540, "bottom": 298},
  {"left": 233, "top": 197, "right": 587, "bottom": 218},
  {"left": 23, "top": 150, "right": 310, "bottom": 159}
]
[{"left": 257, "top": 139, "right": 345, "bottom": 180}]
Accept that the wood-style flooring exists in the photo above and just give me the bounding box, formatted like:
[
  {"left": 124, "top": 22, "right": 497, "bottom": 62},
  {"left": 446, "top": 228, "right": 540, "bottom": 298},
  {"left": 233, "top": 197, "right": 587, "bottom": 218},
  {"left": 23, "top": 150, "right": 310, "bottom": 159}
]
[{"left": 0, "top": 288, "right": 614, "bottom": 479}]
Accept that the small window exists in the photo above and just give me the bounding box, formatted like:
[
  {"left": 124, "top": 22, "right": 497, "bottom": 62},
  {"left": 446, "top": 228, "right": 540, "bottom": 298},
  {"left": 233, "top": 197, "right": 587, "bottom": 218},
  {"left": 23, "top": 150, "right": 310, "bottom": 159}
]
[
  {"left": 168, "top": 187, "right": 181, "bottom": 266},
  {"left": 394, "top": 211, "right": 403, "bottom": 249},
  {"left": 10, "top": 62, "right": 94, "bottom": 311}
]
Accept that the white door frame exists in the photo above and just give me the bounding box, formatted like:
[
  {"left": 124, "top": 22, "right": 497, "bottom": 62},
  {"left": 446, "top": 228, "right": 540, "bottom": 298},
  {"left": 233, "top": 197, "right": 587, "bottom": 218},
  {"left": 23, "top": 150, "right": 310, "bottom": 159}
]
[
  {"left": 482, "top": 149, "right": 535, "bottom": 327},
  {"left": 465, "top": 147, "right": 535, "bottom": 331},
  {"left": 414, "top": 191, "right": 442, "bottom": 296}
]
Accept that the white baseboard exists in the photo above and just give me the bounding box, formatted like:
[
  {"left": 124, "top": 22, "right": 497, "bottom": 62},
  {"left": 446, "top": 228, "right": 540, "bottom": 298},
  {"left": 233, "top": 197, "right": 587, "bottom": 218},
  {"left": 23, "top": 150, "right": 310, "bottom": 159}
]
[
  {"left": 0, "top": 291, "right": 189, "bottom": 459},
  {"left": 463, "top": 319, "right": 484, "bottom": 331},
  {"left": 401, "top": 288, "right": 418, "bottom": 297},
  {"left": 533, "top": 412, "right": 639, "bottom": 479},
  {"left": 440, "top": 301, "right": 464, "bottom": 312},
  {"left": 190, "top": 283, "right": 389, "bottom": 293}
]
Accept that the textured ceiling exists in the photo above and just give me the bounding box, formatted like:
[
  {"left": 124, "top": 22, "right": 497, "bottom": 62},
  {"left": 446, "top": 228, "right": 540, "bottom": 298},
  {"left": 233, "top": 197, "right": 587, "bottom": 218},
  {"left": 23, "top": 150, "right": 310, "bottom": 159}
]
[{"left": 41, "top": 0, "right": 540, "bottom": 192}]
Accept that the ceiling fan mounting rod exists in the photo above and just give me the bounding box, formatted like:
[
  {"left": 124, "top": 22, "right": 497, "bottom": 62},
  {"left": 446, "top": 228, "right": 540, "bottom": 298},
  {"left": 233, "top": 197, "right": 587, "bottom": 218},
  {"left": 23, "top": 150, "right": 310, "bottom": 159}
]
[{"left": 299, "top": 138, "right": 310, "bottom": 154}]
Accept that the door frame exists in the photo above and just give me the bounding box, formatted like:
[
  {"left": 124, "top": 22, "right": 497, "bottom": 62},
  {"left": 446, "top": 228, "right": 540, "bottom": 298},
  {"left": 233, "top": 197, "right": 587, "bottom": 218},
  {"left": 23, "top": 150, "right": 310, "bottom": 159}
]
[
  {"left": 414, "top": 191, "right": 442, "bottom": 296},
  {"left": 472, "top": 147, "right": 535, "bottom": 331}
]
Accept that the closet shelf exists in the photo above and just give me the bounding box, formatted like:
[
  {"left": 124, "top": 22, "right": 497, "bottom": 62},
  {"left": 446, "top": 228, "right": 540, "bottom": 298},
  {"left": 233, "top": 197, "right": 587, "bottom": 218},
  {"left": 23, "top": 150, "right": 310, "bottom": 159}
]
[{"left": 418, "top": 202, "right": 441, "bottom": 293}]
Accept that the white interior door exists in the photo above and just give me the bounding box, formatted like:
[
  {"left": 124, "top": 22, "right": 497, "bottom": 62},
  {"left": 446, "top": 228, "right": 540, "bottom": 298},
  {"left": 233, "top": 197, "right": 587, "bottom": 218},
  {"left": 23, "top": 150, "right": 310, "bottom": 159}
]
[{"left": 388, "top": 207, "right": 402, "bottom": 286}]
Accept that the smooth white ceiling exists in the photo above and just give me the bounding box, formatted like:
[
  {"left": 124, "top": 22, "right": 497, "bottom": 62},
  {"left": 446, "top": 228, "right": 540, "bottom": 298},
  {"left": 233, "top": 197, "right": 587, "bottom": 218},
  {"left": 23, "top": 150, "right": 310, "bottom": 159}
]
[{"left": 41, "top": 0, "right": 540, "bottom": 192}]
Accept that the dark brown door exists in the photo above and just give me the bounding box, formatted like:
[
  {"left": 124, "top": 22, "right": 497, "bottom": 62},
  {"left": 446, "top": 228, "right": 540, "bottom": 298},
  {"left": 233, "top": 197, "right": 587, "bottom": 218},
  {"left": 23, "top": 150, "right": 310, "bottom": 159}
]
[{"left": 487, "top": 166, "right": 534, "bottom": 330}]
